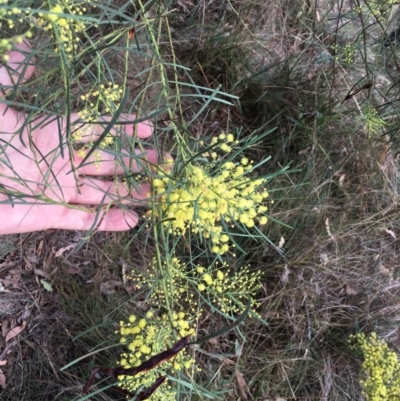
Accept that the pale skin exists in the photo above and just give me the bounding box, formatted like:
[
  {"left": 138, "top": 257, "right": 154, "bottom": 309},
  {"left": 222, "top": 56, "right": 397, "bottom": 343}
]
[{"left": 0, "top": 40, "right": 164, "bottom": 234}]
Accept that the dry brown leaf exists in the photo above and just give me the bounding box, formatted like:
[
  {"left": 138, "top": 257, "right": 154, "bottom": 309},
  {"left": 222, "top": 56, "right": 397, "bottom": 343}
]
[
  {"left": 281, "top": 264, "right": 290, "bottom": 283},
  {"left": 235, "top": 370, "right": 248, "bottom": 401},
  {"left": 384, "top": 228, "right": 396, "bottom": 239},
  {"left": 5, "top": 321, "right": 26, "bottom": 343},
  {"left": 1, "top": 320, "right": 9, "bottom": 338},
  {"left": 37, "top": 240, "right": 44, "bottom": 256},
  {"left": 24, "top": 255, "right": 38, "bottom": 269},
  {"left": 55, "top": 244, "right": 76, "bottom": 257},
  {"left": 5, "top": 269, "right": 21, "bottom": 288},
  {"left": 0, "top": 369, "right": 6, "bottom": 389},
  {"left": 325, "top": 218, "right": 333, "bottom": 238},
  {"left": 34, "top": 269, "right": 49, "bottom": 278},
  {"left": 298, "top": 147, "right": 310, "bottom": 155},
  {"left": 43, "top": 248, "right": 55, "bottom": 271},
  {"left": 7, "top": 269, "right": 19, "bottom": 275},
  {"left": 100, "top": 280, "right": 123, "bottom": 295},
  {"left": 27, "top": 254, "right": 38, "bottom": 264},
  {"left": 345, "top": 284, "right": 359, "bottom": 296},
  {"left": 379, "top": 264, "right": 391, "bottom": 276},
  {"left": 338, "top": 173, "right": 346, "bottom": 187},
  {"left": 0, "top": 260, "right": 15, "bottom": 269},
  {"left": 19, "top": 308, "right": 31, "bottom": 323},
  {"left": 67, "top": 265, "right": 83, "bottom": 275},
  {"left": 121, "top": 259, "right": 127, "bottom": 284},
  {"left": 0, "top": 360, "right": 7, "bottom": 366},
  {"left": 1, "top": 280, "right": 15, "bottom": 288}
]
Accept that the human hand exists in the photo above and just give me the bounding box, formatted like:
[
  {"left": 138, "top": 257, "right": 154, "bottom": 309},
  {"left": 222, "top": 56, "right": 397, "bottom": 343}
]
[{"left": 0, "top": 40, "right": 162, "bottom": 234}]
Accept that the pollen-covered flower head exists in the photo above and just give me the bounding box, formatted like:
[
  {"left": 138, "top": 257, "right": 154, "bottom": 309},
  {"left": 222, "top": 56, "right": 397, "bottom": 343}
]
[
  {"left": 196, "top": 261, "right": 262, "bottom": 315},
  {"left": 0, "top": 2, "right": 32, "bottom": 60},
  {"left": 148, "top": 133, "right": 271, "bottom": 254},
  {"left": 125, "top": 257, "right": 261, "bottom": 317},
  {"left": 117, "top": 311, "right": 196, "bottom": 400},
  {"left": 125, "top": 257, "right": 199, "bottom": 316},
  {"left": 349, "top": 332, "right": 400, "bottom": 401},
  {"left": 37, "top": 1, "right": 96, "bottom": 58}
]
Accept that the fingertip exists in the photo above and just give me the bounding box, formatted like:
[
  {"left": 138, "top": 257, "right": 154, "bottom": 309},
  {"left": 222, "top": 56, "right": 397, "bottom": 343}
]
[
  {"left": 135, "top": 121, "right": 153, "bottom": 138},
  {"left": 132, "top": 182, "right": 151, "bottom": 202},
  {"left": 143, "top": 149, "right": 174, "bottom": 169},
  {"left": 119, "top": 114, "right": 153, "bottom": 138},
  {"left": 162, "top": 152, "right": 174, "bottom": 170},
  {"left": 156, "top": 151, "right": 174, "bottom": 175}
]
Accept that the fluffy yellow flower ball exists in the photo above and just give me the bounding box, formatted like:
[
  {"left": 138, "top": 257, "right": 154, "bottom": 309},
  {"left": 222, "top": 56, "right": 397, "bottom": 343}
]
[{"left": 148, "top": 134, "right": 270, "bottom": 254}]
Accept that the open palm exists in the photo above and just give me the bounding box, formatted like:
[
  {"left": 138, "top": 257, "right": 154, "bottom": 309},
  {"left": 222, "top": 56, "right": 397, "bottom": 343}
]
[{"left": 0, "top": 40, "right": 162, "bottom": 234}]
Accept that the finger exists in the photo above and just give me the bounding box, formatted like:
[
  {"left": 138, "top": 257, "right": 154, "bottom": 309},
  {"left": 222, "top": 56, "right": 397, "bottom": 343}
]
[
  {"left": 0, "top": 202, "right": 137, "bottom": 233},
  {"left": 71, "top": 179, "right": 151, "bottom": 205},
  {"left": 0, "top": 39, "right": 35, "bottom": 96},
  {"left": 55, "top": 207, "right": 139, "bottom": 231},
  {"left": 69, "top": 112, "right": 153, "bottom": 142},
  {"left": 75, "top": 148, "right": 163, "bottom": 176}
]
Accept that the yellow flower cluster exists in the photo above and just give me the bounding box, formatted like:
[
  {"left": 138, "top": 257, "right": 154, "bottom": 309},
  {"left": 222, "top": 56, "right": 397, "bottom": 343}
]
[
  {"left": 330, "top": 43, "right": 356, "bottom": 65},
  {"left": 349, "top": 332, "right": 400, "bottom": 401},
  {"left": 0, "top": 33, "right": 32, "bottom": 61},
  {"left": 80, "top": 83, "right": 124, "bottom": 115},
  {"left": 128, "top": 257, "right": 198, "bottom": 315},
  {"left": 364, "top": 0, "right": 395, "bottom": 21},
  {"left": 0, "top": 2, "right": 32, "bottom": 61},
  {"left": 73, "top": 82, "right": 124, "bottom": 166},
  {"left": 126, "top": 257, "right": 261, "bottom": 316},
  {"left": 0, "top": 0, "right": 25, "bottom": 30},
  {"left": 196, "top": 263, "right": 261, "bottom": 314},
  {"left": 117, "top": 310, "right": 195, "bottom": 401},
  {"left": 37, "top": 1, "right": 93, "bottom": 58},
  {"left": 362, "top": 105, "right": 390, "bottom": 138},
  {"left": 149, "top": 133, "right": 270, "bottom": 254}
]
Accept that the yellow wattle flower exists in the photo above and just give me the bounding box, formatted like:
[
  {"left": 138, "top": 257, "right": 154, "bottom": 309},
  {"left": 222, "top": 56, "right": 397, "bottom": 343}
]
[{"left": 148, "top": 135, "right": 270, "bottom": 254}]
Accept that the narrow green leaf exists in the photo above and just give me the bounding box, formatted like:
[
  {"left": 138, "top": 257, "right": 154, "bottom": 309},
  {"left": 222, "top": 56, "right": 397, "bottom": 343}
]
[{"left": 40, "top": 279, "right": 53, "bottom": 292}]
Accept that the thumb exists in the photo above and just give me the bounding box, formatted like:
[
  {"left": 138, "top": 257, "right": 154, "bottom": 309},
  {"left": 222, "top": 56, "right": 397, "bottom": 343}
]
[{"left": 0, "top": 38, "right": 35, "bottom": 97}]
